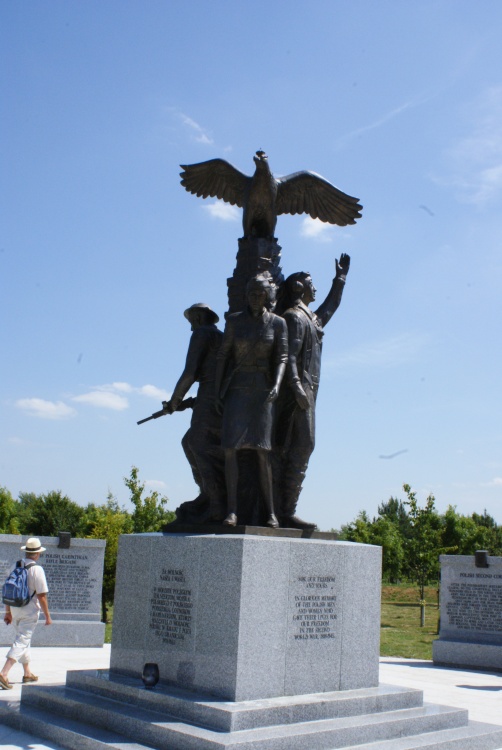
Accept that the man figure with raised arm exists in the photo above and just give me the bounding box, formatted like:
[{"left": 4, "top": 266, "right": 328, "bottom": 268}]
[{"left": 274, "top": 253, "right": 350, "bottom": 529}]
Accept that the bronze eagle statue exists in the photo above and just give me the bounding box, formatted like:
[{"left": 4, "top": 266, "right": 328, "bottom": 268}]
[{"left": 180, "top": 150, "right": 362, "bottom": 239}]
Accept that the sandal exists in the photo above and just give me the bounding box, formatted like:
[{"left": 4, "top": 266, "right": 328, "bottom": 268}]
[
  {"left": 0, "top": 674, "right": 13, "bottom": 690},
  {"left": 22, "top": 674, "right": 39, "bottom": 683}
]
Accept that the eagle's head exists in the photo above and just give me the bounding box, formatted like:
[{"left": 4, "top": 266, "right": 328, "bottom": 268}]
[{"left": 253, "top": 150, "right": 270, "bottom": 172}]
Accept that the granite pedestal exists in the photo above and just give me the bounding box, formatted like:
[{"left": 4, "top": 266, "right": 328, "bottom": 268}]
[
  {"left": 0, "top": 534, "right": 106, "bottom": 647},
  {"left": 433, "top": 553, "right": 502, "bottom": 671},
  {"left": 110, "top": 532, "right": 382, "bottom": 700}
]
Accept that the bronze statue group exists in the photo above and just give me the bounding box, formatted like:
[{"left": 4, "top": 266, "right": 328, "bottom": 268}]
[{"left": 162, "top": 255, "right": 350, "bottom": 531}]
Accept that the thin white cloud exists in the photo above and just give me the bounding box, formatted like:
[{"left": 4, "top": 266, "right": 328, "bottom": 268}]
[
  {"left": 481, "top": 477, "right": 502, "bottom": 488},
  {"left": 434, "top": 86, "right": 502, "bottom": 206},
  {"left": 8, "top": 436, "right": 27, "bottom": 445},
  {"left": 145, "top": 479, "right": 167, "bottom": 490},
  {"left": 335, "top": 94, "right": 431, "bottom": 147},
  {"left": 73, "top": 391, "right": 129, "bottom": 411},
  {"left": 110, "top": 382, "right": 133, "bottom": 393},
  {"left": 17, "top": 382, "right": 170, "bottom": 418},
  {"left": 16, "top": 398, "right": 77, "bottom": 420},
  {"left": 300, "top": 217, "right": 333, "bottom": 243},
  {"left": 71, "top": 382, "right": 169, "bottom": 410},
  {"left": 327, "top": 332, "right": 428, "bottom": 372},
  {"left": 138, "top": 384, "right": 170, "bottom": 400},
  {"left": 178, "top": 112, "right": 214, "bottom": 145},
  {"left": 203, "top": 202, "right": 240, "bottom": 222},
  {"left": 83, "top": 382, "right": 132, "bottom": 394}
]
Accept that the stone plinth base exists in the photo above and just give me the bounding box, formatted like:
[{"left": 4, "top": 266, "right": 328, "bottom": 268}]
[
  {"left": 433, "top": 639, "right": 502, "bottom": 672},
  {"left": 35, "top": 620, "right": 105, "bottom": 647},
  {"left": 110, "top": 532, "right": 382, "bottom": 701},
  {"left": 0, "top": 619, "right": 105, "bottom": 648},
  {"left": 0, "top": 610, "right": 105, "bottom": 648}
]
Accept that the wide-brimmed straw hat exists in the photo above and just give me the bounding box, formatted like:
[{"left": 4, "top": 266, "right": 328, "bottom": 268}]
[{"left": 21, "top": 537, "right": 46, "bottom": 553}]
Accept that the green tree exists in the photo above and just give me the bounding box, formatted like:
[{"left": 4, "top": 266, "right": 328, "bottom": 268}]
[
  {"left": 85, "top": 495, "right": 133, "bottom": 622},
  {"left": 124, "top": 466, "right": 175, "bottom": 532},
  {"left": 370, "top": 516, "right": 405, "bottom": 583},
  {"left": 0, "top": 486, "right": 19, "bottom": 534},
  {"left": 16, "top": 490, "right": 85, "bottom": 537},
  {"left": 339, "top": 511, "right": 405, "bottom": 582},
  {"left": 472, "top": 510, "right": 498, "bottom": 529},
  {"left": 471, "top": 511, "right": 502, "bottom": 555},
  {"left": 440, "top": 505, "right": 502, "bottom": 556},
  {"left": 442, "top": 506, "right": 481, "bottom": 554},
  {"left": 339, "top": 511, "right": 372, "bottom": 544},
  {"left": 402, "top": 484, "right": 454, "bottom": 626},
  {"left": 377, "top": 497, "right": 411, "bottom": 540}
]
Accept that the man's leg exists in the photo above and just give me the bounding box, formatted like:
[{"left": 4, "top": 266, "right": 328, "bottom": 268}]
[
  {"left": 185, "top": 425, "right": 226, "bottom": 521},
  {"left": 0, "top": 657, "right": 15, "bottom": 688},
  {"left": 223, "top": 449, "right": 239, "bottom": 525},
  {"left": 6, "top": 612, "right": 38, "bottom": 673},
  {"left": 182, "top": 429, "right": 204, "bottom": 491},
  {"left": 279, "top": 404, "right": 317, "bottom": 529}
]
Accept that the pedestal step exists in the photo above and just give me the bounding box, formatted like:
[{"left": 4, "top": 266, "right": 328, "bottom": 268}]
[
  {"left": 341, "top": 723, "right": 502, "bottom": 750},
  {"left": 0, "top": 703, "right": 151, "bottom": 750},
  {"left": 65, "top": 670, "right": 425, "bottom": 732},
  {"left": 1, "top": 669, "right": 502, "bottom": 750}
]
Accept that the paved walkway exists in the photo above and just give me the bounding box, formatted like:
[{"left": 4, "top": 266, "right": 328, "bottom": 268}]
[
  {"left": 380, "top": 656, "right": 502, "bottom": 727},
  {"left": 0, "top": 647, "right": 501, "bottom": 749}
]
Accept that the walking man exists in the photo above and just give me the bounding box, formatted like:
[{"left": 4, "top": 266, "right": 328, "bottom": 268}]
[{"left": 0, "top": 537, "right": 52, "bottom": 689}]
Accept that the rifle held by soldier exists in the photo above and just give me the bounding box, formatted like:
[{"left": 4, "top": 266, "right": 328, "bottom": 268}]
[{"left": 137, "top": 397, "right": 196, "bottom": 425}]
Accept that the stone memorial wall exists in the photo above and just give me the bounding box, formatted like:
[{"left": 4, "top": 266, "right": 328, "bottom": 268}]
[
  {"left": 433, "top": 553, "right": 502, "bottom": 671},
  {"left": 0, "top": 534, "right": 106, "bottom": 647}
]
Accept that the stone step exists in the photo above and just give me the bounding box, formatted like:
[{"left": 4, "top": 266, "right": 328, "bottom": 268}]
[
  {"left": 65, "top": 669, "right": 424, "bottom": 732},
  {"left": 0, "top": 703, "right": 150, "bottom": 750},
  {"left": 2, "top": 708, "right": 502, "bottom": 750},
  {"left": 20, "top": 684, "right": 470, "bottom": 750},
  {"left": 340, "top": 721, "right": 502, "bottom": 749}
]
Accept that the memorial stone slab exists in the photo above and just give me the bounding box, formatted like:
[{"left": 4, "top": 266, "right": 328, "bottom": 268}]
[
  {"left": 110, "top": 532, "right": 382, "bottom": 701},
  {"left": 0, "top": 534, "right": 106, "bottom": 647},
  {"left": 433, "top": 553, "right": 502, "bottom": 670}
]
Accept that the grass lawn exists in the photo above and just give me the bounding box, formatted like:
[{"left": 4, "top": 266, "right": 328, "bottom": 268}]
[
  {"left": 103, "top": 584, "right": 441, "bottom": 659},
  {"left": 380, "top": 584, "right": 439, "bottom": 660},
  {"left": 104, "top": 606, "right": 113, "bottom": 643}
]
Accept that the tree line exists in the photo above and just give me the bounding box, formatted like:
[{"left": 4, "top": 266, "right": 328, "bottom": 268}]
[
  {"left": 2, "top": 475, "right": 500, "bottom": 626},
  {"left": 338, "top": 484, "right": 502, "bottom": 625},
  {"left": 0, "top": 467, "right": 175, "bottom": 622}
]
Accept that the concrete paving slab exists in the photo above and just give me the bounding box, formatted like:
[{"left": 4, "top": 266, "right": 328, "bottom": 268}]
[{"left": 380, "top": 656, "right": 502, "bottom": 728}]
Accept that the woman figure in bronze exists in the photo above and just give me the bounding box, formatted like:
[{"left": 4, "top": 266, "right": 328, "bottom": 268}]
[{"left": 215, "top": 274, "right": 288, "bottom": 527}]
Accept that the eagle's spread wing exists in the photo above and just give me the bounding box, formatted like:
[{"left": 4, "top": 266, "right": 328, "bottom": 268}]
[
  {"left": 276, "top": 171, "right": 362, "bottom": 226},
  {"left": 180, "top": 159, "right": 251, "bottom": 208}
]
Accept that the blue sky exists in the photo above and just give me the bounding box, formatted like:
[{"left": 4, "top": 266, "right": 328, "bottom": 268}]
[{"left": 1, "top": 1, "right": 501, "bottom": 531}]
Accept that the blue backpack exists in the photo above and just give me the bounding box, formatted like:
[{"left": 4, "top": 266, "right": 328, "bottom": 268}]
[{"left": 2, "top": 560, "right": 37, "bottom": 607}]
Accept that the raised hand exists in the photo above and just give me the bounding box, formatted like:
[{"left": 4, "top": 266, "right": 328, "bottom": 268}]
[{"left": 335, "top": 252, "right": 351, "bottom": 277}]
